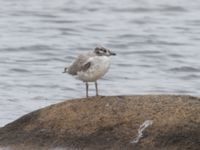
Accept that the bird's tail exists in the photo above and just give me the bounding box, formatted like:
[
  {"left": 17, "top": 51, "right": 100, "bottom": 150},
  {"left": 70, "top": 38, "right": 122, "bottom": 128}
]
[{"left": 62, "top": 67, "right": 68, "bottom": 73}]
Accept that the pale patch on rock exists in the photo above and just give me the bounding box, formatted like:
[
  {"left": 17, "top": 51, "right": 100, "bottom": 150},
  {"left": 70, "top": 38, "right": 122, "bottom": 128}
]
[{"left": 131, "top": 120, "right": 153, "bottom": 144}]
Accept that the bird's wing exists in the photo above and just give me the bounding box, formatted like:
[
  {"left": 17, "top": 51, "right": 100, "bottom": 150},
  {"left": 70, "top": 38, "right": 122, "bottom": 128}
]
[
  {"left": 80, "top": 61, "right": 91, "bottom": 72},
  {"left": 67, "top": 53, "right": 93, "bottom": 75}
]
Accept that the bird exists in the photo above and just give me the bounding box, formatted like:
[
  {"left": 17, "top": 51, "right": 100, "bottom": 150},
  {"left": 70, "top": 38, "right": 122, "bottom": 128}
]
[{"left": 63, "top": 46, "right": 116, "bottom": 97}]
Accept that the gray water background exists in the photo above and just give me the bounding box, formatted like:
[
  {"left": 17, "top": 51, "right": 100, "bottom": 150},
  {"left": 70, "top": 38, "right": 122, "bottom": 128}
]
[{"left": 0, "top": 0, "right": 200, "bottom": 126}]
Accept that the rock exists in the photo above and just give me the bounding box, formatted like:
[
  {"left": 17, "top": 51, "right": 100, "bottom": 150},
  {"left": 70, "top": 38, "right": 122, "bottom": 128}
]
[{"left": 0, "top": 95, "right": 199, "bottom": 150}]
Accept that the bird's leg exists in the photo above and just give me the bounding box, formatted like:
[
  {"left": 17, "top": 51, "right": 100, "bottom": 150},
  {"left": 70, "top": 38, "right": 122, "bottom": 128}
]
[
  {"left": 95, "top": 81, "right": 98, "bottom": 96},
  {"left": 86, "top": 82, "right": 89, "bottom": 98}
]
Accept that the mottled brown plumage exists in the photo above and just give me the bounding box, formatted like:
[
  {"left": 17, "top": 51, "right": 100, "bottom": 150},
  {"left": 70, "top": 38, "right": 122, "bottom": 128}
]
[{"left": 67, "top": 52, "right": 95, "bottom": 75}]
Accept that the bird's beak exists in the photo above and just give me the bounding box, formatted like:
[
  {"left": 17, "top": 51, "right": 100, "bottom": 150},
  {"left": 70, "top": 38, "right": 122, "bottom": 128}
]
[{"left": 110, "top": 52, "right": 116, "bottom": 56}]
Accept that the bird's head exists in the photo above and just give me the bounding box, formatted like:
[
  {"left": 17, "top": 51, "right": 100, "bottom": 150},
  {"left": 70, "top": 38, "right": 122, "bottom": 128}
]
[{"left": 94, "top": 47, "right": 116, "bottom": 56}]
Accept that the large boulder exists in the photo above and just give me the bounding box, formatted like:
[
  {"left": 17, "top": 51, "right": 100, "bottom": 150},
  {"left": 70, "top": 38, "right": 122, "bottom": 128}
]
[{"left": 0, "top": 95, "right": 199, "bottom": 150}]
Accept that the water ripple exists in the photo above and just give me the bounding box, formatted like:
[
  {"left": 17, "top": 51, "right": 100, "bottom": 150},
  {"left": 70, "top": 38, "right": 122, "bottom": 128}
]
[
  {"left": 169, "top": 66, "right": 200, "bottom": 73},
  {"left": 10, "top": 68, "right": 30, "bottom": 73}
]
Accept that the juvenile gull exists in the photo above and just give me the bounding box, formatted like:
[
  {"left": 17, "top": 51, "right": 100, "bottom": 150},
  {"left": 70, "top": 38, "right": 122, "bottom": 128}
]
[{"left": 63, "top": 47, "right": 116, "bottom": 97}]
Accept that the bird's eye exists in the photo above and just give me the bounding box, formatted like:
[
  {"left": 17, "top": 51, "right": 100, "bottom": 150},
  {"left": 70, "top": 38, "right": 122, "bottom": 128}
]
[{"left": 103, "top": 49, "right": 106, "bottom": 52}]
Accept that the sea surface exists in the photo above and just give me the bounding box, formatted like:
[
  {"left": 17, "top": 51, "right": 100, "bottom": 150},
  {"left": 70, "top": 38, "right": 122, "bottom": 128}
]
[{"left": 0, "top": 0, "right": 200, "bottom": 126}]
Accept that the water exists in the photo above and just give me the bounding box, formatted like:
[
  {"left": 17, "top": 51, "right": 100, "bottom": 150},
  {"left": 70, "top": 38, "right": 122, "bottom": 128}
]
[{"left": 0, "top": 0, "right": 200, "bottom": 126}]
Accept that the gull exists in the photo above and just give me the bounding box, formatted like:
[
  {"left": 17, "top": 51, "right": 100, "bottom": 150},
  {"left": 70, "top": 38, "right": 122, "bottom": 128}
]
[{"left": 63, "top": 47, "right": 116, "bottom": 97}]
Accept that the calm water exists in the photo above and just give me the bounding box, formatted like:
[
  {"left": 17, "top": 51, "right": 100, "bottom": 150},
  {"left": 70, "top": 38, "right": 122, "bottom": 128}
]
[{"left": 0, "top": 0, "right": 200, "bottom": 126}]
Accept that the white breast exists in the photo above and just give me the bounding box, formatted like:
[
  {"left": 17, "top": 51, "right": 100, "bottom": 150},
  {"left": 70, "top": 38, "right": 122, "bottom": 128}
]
[{"left": 77, "top": 56, "right": 111, "bottom": 82}]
